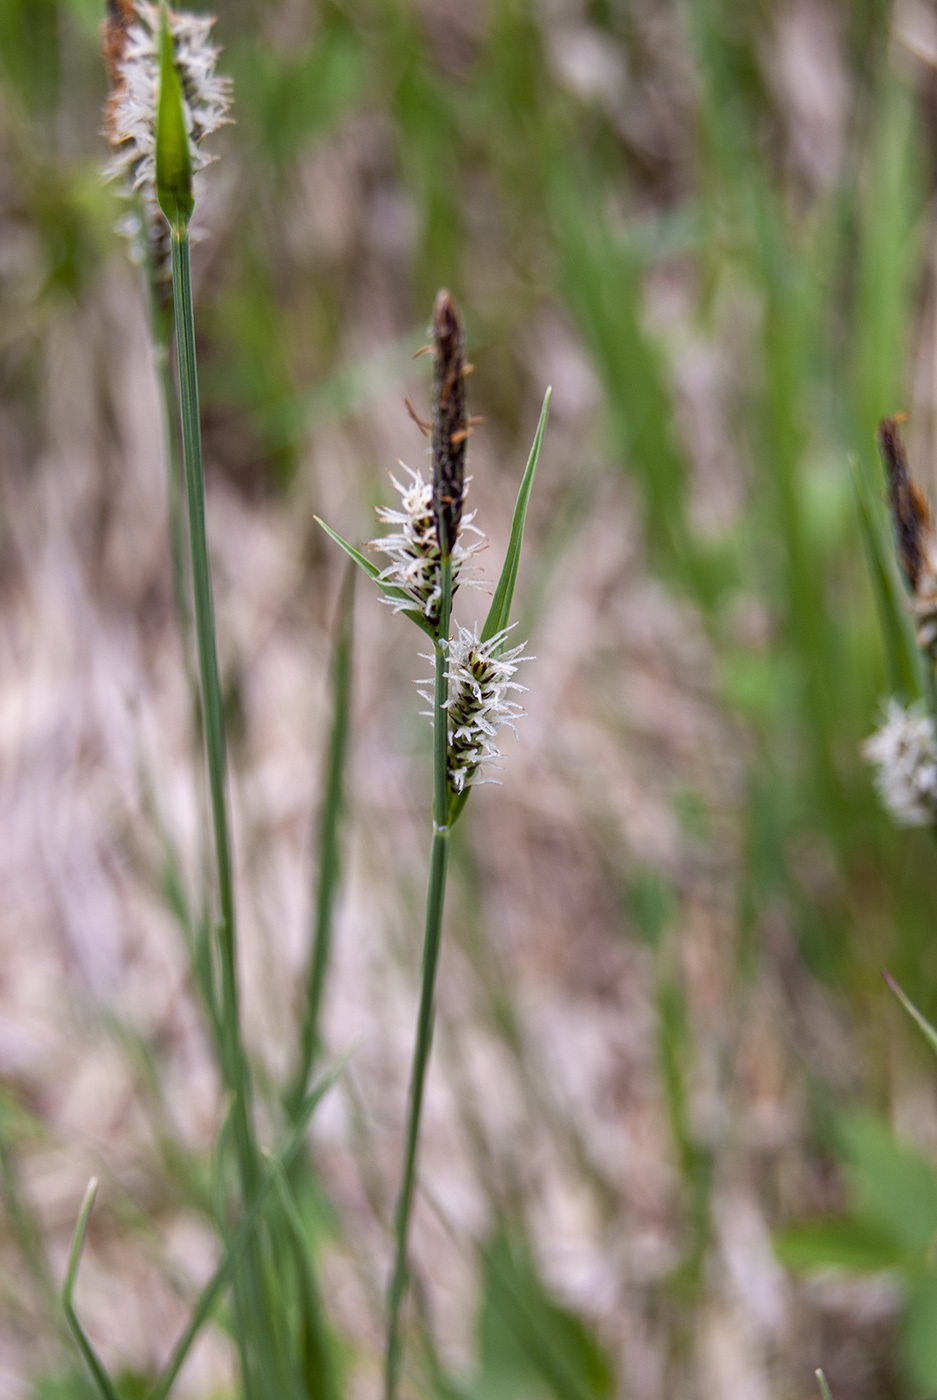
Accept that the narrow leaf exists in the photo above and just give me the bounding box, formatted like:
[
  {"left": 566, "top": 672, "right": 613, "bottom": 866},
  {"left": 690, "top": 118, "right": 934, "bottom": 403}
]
[
  {"left": 314, "top": 517, "right": 435, "bottom": 638},
  {"left": 883, "top": 970, "right": 937, "bottom": 1060},
  {"left": 481, "top": 388, "right": 551, "bottom": 646},
  {"left": 62, "top": 1180, "right": 123, "bottom": 1400},
  {"left": 288, "top": 564, "right": 354, "bottom": 1115},
  {"left": 816, "top": 1369, "right": 835, "bottom": 1400},
  {"left": 151, "top": 1053, "right": 349, "bottom": 1400},
  {"left": 268, "top": 1162, "right": 337, "bottom": 1400},
  {"left": 850, "top": 453, "right": 922, "bottom": 700},
  {"left": 773, "top": 1215, "right": 904, "bottom": 1272},
  {"left": 155, "top": 16, "right": 194, "bottom": 230}
]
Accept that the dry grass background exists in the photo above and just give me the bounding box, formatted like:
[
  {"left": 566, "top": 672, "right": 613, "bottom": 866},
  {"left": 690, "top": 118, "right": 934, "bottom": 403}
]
[{"left": 2, "top": 2, "right": 935, "bottom": 1398}]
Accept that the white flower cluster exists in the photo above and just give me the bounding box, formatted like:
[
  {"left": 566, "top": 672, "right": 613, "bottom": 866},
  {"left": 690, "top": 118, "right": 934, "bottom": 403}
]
[
  {"left": 418, "top": 625, "right": 529, "bottom": 793},
  {"left": 371, "top": 465, "right": 484, "bottom": 629},
  {"left": 104, "top": 2, "right": 231, "bottom": 272},
  {"left": 863, "top": 699, "right": 937, "bottom": 827}
]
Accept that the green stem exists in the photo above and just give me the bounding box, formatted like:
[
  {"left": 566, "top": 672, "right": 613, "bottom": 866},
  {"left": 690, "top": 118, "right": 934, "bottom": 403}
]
[
  {"left": 155, "top": 334, "right": 191, "bottom": 641},
  {"left": 169, "top": 229, "right": 243, "bottom": 1117},
  {"left": 170, "top": 229, "right": 281, "bottom": 1400},
  {"left": 62, "top": 1180, "right": 122, "bottom": 1400},
  {"left": 288, "top": 569, "right": 354, "bottom": 1117},
  {"left": 385, "top": 554, "right": 453, "bottom": 1400}
]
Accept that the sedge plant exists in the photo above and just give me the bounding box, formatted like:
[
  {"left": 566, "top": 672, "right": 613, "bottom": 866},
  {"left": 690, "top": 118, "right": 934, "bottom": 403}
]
[
  {"left": 317, "top": 292, "right": 550, "bottom": 1399},
  {"left": 101, "top": 0, "right": 232, "bottom": 1010},
  {"left": 67, "top": 11, "right": 549, "bottom": 1398},
  {"left": 102, "top": 0, "right": 230, "bottom": 678},
  {"left": 775, "top": 416, "right": 937, "bottom": 1394},
  {"left": 64, "top": 14, "right": 349, "bottom": 1400}
]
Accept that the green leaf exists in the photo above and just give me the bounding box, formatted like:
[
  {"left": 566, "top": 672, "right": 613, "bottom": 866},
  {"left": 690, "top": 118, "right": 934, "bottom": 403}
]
[
  {"left": 155, "top": 15, "right": 193, "bottom": 230},
  {"left": 815, "top": 1369, "right": 835, "bottom": 1400},
  {"left": 773, "top": 1216, "right": 905, "bottom": 1273},
  {"left": 883, "top": 971, "right": 937, "bottom": 1060},
  {"left": 62, "top": 1181, "right": 123, "bottom": 1400},
  {"left": 288, "top": 564, "right": 355, "bottom": 1116},
  {"left": 314, "top": 517, "right": 436, "bottom": 638},
  {"left": 850, "top": 453, "right": 922, "bottom": 701},
  {"left": 151, "top": 1054, "right": 348, "bottom": 1400},
  {"left": 481, "top": 388, "right": 551, "bottom": 646},
  {"left": 476, "top": 1229, "right": 614, "bottom": 1400},
  {"left": 903, "top": 1275, "right": 937, "bottom": 1392},
  {"left": 841, "top": 1112, "right": 937, "bottom": 1253}
]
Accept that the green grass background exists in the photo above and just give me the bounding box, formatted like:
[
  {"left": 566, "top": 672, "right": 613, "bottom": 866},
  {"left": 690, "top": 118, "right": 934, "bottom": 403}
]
[{"left": 4, "top": 1, "right": 937, "bottom": 1397}]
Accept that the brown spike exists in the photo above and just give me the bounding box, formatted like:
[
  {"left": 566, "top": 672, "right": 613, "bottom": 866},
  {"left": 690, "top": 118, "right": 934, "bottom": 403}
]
[
  {"left": 878, "top": 415, "right": 930, "bottom": 593},
  {"left": 431, "top": 289, "right": 468, "bottom": 551},
  {"left": 102, "top": 0, "right": 135, "bottom": 85}
]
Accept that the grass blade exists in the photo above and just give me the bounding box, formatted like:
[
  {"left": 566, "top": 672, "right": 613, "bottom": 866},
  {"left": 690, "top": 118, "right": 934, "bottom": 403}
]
[
  {"left": 288, "top": 564, "right": 355, "bottom": 1116},
  {"left": 151, "top": 1055, "right": 348, "bottom": 1400},
  {"left": 816, "top": 1369, "right": 835, "bottom": 1400},
  {"left": 850, "top": 454, "right": 922, "bottom": 700},
  {"left": 62, "top": 1180, "right": 123, "bottom": 1400},
  {"left": 268, "top": 1160, "right": 337, "bottom": 1400},
  {"left": 481, "top": 388, "right": 551, "bottom": 645},
  {"left": 882, "top": 970, "right": 937, "bottom": 1060},
  {"left": 314, "top": 518, "right": 435, "bottom": 638}
]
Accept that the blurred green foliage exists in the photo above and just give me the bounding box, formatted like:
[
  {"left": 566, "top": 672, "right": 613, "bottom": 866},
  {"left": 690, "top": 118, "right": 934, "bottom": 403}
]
[
  {"left": 777, "top": 1114, "right": 937, "bottom": 1391},
  {"left": 5, "top": 0, "right": 937, "bottom": 1396}
]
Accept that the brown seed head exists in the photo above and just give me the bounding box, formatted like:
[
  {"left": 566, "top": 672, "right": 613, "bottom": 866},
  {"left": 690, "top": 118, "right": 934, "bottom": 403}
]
[
  {"left": 878, "top": 416, "right": 931, "bottom": 593},
  {"left": 102, "top": 0, "right": 137, "bottom": 139},
  {"left": 102, "top": 0, "right": 136, "bottom": 81},
  {"left": 431, "top": 289, "right": 468, "bottom": 554}
]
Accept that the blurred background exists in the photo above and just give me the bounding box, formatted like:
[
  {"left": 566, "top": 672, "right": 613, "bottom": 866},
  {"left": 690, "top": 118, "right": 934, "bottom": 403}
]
[{"left": 5, "top": 0, "right": 937, "bottom": 1397}]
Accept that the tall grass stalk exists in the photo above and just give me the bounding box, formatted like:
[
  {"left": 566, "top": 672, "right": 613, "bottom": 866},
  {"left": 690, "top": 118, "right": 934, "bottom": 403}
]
[
  {"left": 169, "top": 226, "right": 252, "bottom": 1178},
  {"left": 168, "top": 223, "right": 290, "bottom": 1400},
  {"left": 385, "top": 549, "right": 454, "bottom": 1400},
  {"left": 156, "top": 29, "right": 277, "bottom": 1380},
  {"left": 289, "top": 566, "right": 355, "bottom": 1117}
]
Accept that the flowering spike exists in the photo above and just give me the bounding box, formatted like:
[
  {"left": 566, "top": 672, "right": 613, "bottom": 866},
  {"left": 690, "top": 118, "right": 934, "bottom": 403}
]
[
  {"left": 863, "top": 699, "right": 937, "bottom": 827},
  {"left": 102, "top": 3, "right": 231, "bottom": 296},
  {"left": 370, "top": 464, "right": 485, "bottom": 635},
  {"left": 877, "top": 416, "right": 937, "bottom": 656},
  {"left": 431, "top": 290, "right": 468, "bottom": 555},
  {"left": 416, "top": 624, "right": 531, "bottom": 794}
]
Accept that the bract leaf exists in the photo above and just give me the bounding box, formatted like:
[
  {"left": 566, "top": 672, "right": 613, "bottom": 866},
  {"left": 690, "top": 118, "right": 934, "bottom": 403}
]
[
  {"left": 481, "top": 388, "right": 551, "bottom": 647},
  {"left": 883, "top": 970, "right": 937, "bottom": 1060},
  {"left": 314, "top": 517, "right": 435, "bottom": 638},
  {"left": 156, "top": 14, "right": 194, "bottom": 230}
]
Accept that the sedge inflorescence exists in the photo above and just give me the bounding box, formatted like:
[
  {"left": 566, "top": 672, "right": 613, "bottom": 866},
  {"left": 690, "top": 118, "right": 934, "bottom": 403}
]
[
  {"left": 102, "top": 0, "right": 231, "bottom": 294},
  {"left": 863, "top": 699, "right": 937, "bottom": 828},
  {"left": 443, "top": 625, "right": 530, "bottom": 793},
  {"left": 879, "top": 416, "right": 937, "bottom": 657},
  {"left": 367, "top": 289, "right": 532, "bottom": 797},
  {"left": 418, "top": 625, "right": 530, "bottom": 793},
  {"left": 371, "top": 466, "right": 485, "bottom": 630}
]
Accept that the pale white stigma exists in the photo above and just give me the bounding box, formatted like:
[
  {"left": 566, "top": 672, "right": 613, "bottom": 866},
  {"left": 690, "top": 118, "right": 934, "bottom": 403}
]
[
  {"left": 863, "top": 699, "right": 937, "bottom": 827},
  {"left": 370, "top": 464, "right": 485, "bottom": 630},
  {"left": 419, "top": 624, "right": 531, "bottom": 793}
]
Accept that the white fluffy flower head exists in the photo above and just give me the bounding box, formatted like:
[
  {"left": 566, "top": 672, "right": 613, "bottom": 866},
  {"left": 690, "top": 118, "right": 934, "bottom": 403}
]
[
  {"left": 103, "top": 2, "right": 231, "bottom": 281},
  {"left": 863, "top": 699, "right": 937, "bottom": 827},
  {"left": 418, "top": 624, "right": 530, "bottom": 793},
  {"left": 371, "top": 464, "right": 485, "bottom": 631}
]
